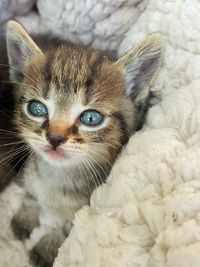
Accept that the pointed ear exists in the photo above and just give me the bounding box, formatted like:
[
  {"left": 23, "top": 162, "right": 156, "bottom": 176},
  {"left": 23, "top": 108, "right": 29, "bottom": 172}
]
[
  {"left": 6, "top": 20, "right": 43, "bottom": 82},
  {"left": 117, "top": 33, "right": 163, "bottom": 99}
]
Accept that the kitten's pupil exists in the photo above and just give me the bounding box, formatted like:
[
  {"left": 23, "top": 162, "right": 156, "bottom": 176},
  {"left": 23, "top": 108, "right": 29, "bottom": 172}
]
[
  {"left": 80, "top": 110, "right": 103, "bottom": 126},
  {"left": 28, "top": 100, "right": 48, "bottom": 117}
]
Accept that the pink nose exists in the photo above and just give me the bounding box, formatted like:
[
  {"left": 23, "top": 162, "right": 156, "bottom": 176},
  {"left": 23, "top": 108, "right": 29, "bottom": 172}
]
[{"left": 46, "top": 132, "right": 65, "bottom": 148}]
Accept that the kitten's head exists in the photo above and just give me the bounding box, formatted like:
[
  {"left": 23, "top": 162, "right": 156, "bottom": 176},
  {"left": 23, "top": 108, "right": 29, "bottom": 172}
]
[{"left": 6, "top": 20, "right": 163, "bottom": 169}]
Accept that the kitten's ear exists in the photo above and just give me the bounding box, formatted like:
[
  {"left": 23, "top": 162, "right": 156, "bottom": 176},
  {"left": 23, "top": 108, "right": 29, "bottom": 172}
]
[
  {"left": 6, "top": 20, "right": 43, "bottom": 82},
  {"left": 117, "top": 33, "right": 163, "bottom": 99}
]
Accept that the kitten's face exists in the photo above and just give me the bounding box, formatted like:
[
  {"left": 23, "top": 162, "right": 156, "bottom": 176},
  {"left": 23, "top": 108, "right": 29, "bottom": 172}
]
[
  {"left": 6, "top": 21, "right": 163, "bottom": 168},
  {"left": 15, "top": 49, "right": 133, "bottom": 167}
]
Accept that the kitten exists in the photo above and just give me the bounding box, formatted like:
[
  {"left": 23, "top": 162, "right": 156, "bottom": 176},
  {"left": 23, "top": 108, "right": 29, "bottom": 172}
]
[
  {"left": 0, "top": 85, "right": 17, "bottom": 191},
  {"left": 4, "top": 20, "right": 163, "bottom": 267},
  {"left": 0, "top": 25, "right": 22, "bottom": 191},
  {"left": 0, "top": 153, "right": 16, "bottom": 191}
]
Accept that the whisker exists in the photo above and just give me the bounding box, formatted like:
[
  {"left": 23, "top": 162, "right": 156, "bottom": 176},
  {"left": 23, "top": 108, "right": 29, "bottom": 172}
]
[
  {"left": 1, "top": 80, "right": 38, "bottom": 90},
  {"left": 84, "top": 155, "right": 100, "bottom": 185},
  {"left": 93, "top": 142, "right": 120, "bottom": 152},
  {"left": 0, "top": 141, "right": 24, "bottom": 147},
  {"left": 0, "top": 128, "right": 18, "bottom": 135},
  {"left": 80, "top": 155, "right": 97, "bottom": 188},
  {"left": 83, "top": 155, "right": 101, "bottom": 188},
  {"left": 75, "top": 156, "right": 93, "bottom": 194},
  {"left": 15, "top": 149, "right": 34, "bottom": 181},
  {"left": 0, "top": 145, "right": 28, "bottom": 165},
  {"left": 0, "top": 136, "right": 19, "bottom": 139},
  {"left": 0, "top": 64, "right": 40, "bottom": 88},
  {"left": 0, "top": 109, "right": 13, "bottom": 119},
  {"left": 88, "top": 149, "right": 113, "bottom": 168},
  {"left": 85, "top": 153, "right": 108, "bottom": 185},
  {"left": 0, "top": 148, "right": 31, "bottom": 186}
]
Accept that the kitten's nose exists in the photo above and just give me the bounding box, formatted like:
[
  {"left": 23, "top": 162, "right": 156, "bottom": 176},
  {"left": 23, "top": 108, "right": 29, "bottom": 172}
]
[{"left": 46, "top": 132, "right": 65, "bottom": 148}]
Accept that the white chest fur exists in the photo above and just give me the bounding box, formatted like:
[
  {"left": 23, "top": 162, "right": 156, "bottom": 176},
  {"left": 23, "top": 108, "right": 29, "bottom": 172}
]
[{"left": 23, "top": 156, "right": 90, "bottom": 228}]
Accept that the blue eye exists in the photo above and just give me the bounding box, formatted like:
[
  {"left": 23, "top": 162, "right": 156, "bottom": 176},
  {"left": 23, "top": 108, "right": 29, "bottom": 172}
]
[
  {"left": 80, "top": 110, "right": 104, "bottom": 126},
  {"left": 28, "top": 100, "right": 48, "bottom": 117}
]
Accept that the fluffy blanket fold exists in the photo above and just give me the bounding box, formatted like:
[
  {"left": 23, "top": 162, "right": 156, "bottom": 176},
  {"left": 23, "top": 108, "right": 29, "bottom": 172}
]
[{"left": 1, "top": 0, "right": 200, "bottom": 266}]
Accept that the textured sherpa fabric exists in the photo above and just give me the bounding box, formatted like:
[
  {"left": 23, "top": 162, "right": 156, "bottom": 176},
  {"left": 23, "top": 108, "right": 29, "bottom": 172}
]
[
  {"left": 0, "top": 0, "right": 35, "bottom": 24},
  {"left": 0, "top": 0, "right": 200, "bottom": 267},
  {"left": 2, "top": 0, "right": 145, "bottom": 51},
  {"left": 1, "top": 0, "right": 144, "bottom": 51},
  {"left": 36, "top": 0, "right": 143, "bottom": 51}
]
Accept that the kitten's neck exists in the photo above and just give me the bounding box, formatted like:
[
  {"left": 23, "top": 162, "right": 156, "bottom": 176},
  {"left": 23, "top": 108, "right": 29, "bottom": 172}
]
[{"left": 25, "top": 153, "right": 110, "bottom": 197}]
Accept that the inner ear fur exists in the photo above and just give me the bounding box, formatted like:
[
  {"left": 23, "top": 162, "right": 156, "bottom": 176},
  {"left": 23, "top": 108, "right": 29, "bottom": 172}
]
[
  {"left": 117, "top": 33, "right": 163, "bottom": 99},
  {"left": 6, "top": 20, "right": 43, "bottom": 82}
]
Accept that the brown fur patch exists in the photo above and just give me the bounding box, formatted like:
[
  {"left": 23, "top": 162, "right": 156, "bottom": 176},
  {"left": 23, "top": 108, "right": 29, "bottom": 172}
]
[{"left": 47, "top": 120, "right": 79, "bottom": 142}]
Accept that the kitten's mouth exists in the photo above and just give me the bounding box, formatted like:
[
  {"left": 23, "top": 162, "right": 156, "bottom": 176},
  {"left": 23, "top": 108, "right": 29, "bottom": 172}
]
[{"left": 44, "top": 148, "right": 67, "bottom": 160}]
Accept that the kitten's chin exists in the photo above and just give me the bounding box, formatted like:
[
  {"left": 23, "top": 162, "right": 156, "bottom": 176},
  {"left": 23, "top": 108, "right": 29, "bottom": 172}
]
[
  {"left": 37, "top": 147, "right": 79, "bottom": 168},
  {"left": 42, "top": 148, "right": 69, "bottom": 165},
  {"left": 45, "top": 149, "right": 67, "bottom": 160},
  {"left": 28, "top": 142, "right": 82, "bottom": 167}
]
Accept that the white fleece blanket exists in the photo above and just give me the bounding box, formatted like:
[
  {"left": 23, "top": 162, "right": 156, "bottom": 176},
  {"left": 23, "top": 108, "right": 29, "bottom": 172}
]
[
  {"left": 0, "top": 0, "right": 35, "bottom": 24},
  {"left": 4, "top": 0, "right": 143, "bottom": 52},
  {"left": 1, "top": 0, "right": 200, "bottom": 266}
]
